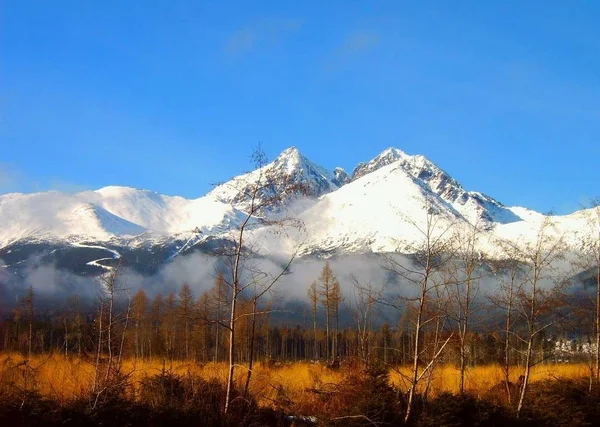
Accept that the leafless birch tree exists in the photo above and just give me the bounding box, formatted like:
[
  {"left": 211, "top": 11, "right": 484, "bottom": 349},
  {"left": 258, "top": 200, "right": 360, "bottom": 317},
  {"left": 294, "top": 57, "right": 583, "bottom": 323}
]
[
  {"left": 382, "top": 196, "right": 456, "bottom": 423},
  {"left": 446, "top": 223, "right": 485, "bottom": 393},
  {"left": 503, "top": 218, "right": 569, "bottom": 417},
  {"left": 212, "top": 145, "right": 303, "bottom": 413},
  {"left": 576, "top": 200, "right": 600, "bottom": 386}
]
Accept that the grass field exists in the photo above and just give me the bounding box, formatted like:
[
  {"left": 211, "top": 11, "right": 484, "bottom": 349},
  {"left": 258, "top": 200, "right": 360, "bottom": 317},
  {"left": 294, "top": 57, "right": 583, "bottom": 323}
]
[
  {"left": 0, "top": 352, "right": 591, "bottom": 409},
  {"left": 389, "top": 363, "right": 591, "bottom": 396}
]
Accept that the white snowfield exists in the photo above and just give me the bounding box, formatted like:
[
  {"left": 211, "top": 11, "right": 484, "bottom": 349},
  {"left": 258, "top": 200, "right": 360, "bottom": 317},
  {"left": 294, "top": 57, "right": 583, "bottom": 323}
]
[
  {"left": 0, "top": 146, "right": 597, "bottom": 258},
  {"left": 0, "top": 188, "right": 247, "bottom": 246}
]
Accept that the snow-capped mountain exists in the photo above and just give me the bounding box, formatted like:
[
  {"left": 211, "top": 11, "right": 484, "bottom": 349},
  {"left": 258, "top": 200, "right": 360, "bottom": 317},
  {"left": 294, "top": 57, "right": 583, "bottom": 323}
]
[
  {"left": 0, "top": 191, "right": 146, "bottom": 245},
  {"left": 0, "top": 146, "right": 597, "bottom": 278},
  {"left": 207, "top": 147, "right": 344, "bottom": 212},
  {"left": 351, "top": 147, "right": 407, "bottom": 180},
  {"left": 352, "top": 147, "right": 520, "bottom": 226},
  {"left": 0, "top": 187, "right": 248, "bottom": 246},
  {"left": 295, "top": 158, "right": 464, "bottom": 255},
  {"left": 288, "top": 153, "right": 597, "bottom": 257}
]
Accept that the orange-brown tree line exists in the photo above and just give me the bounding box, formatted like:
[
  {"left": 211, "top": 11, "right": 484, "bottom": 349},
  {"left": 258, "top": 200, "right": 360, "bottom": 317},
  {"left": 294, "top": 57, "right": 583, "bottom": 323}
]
[{"left": 0, "top": 260, "right": 592, "bottom": 368}]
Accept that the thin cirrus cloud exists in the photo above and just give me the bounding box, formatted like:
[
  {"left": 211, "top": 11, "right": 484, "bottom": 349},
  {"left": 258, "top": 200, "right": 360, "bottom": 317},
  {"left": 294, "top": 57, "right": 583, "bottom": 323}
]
[
  {"left": 0, "top": 163, "right": 89, "bottom": 195},
  {"left": 324, "top": 31, "right": 381, "bottom": 73},
  {"left": 0, "top": 163, "right": 21, "bottom": 194},
  {"left": 339, "top": 31, "right": 380, "bottom": 56},
  {"left": 226, "top": 27, "right": 258, "bottom": 55},
  {"left": 225, "top": 18, "right": 303, "bottom": 56}
]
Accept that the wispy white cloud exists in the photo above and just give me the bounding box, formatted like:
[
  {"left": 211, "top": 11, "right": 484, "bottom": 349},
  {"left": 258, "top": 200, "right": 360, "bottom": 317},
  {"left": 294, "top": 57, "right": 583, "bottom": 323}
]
[
  {"left": 325, "top": 30, "right": 381, "bottom": 73},
  {"left": 226, "top": 28, "right": 258, "bottom": 55},
  {"left": 225, "top": 18, "right": 303, "bottom": 56},
  {"left": 339, "top": 31, "right": 380, "bottom": 56},
  {"left": 0, "top": 163, "right": 22, "bottom": 194},
  {"left": 48, "top": 178, "right": 91, "bottom": 194},
  {"left": 0, "top": 163, "right": 89, "bottom": 195}
]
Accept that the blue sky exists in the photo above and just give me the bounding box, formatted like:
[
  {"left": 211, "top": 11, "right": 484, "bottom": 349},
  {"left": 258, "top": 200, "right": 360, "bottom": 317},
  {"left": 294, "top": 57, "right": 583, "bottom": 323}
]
[{"left": 2, "top": 1, "right": 599, "bottom": 214}]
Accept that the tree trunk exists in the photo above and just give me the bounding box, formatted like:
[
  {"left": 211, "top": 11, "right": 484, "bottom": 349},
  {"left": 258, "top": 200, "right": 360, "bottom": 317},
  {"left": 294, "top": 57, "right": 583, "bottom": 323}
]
[
  {"left": 517, "top": 338, "right": 533, "bottom": 417},
  {"left": 105, "top": 277, "right": 115, "bottom": 383},
  {"left": 593, "top": 207, "right": 600, "bottom": 386},
  {"left": 504, "top": 296, "right": 513, "bottom": 402},
  {"left": 459, "top": 279, "right": 471, "bottom": 394},
  {"left": 244, "top": 299, "right": 258, "bottom": 397},
  {"left": 224, "top": 211, "right": 249, "bottom": 413},
  {"left": 325, "top": 301, "right": 330, "bottom": 361},
  {"left": 224, "top": 292, "right": 236, "bottom": 413},
  {"left": 405, "top": 285, "right": 426, "bottom": 424},
  {"left": 313, "top": 314, "right": 318, "bottom": 360}
]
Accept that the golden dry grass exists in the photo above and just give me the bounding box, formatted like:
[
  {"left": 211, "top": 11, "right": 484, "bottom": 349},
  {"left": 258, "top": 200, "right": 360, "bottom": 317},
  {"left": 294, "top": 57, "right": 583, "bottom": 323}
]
[
  {"left": 0, "top": 353, "right": 344, "bottom": 407},
  {"left": 0, "top": 352, "right": 590, "bottom": 408},
  {"left": 389, "top": 363, "right": 590, "bottom": 397}
]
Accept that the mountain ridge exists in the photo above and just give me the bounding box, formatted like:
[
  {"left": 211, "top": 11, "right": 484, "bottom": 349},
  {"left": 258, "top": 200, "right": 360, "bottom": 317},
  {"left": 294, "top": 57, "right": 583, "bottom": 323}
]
[{"left": 0, "top": 147, "right": 597, "bottom": 271}]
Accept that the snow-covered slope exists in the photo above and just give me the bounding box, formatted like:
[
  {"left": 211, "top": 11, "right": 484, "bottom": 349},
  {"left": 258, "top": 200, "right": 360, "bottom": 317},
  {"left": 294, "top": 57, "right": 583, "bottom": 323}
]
[
  {"left": 83, "top": 186, "right": 246, "bottom": 235},
  {"left": 0, "top": 147, "right": 345, "bottom": 249},
  {"left": 0, "top": 146, "right": 597, "bottom": 264},
  {"left": 0, "top": 187, "right": 249, "bottom": 247},
  {"left": 492, "top": 205, "right": 599, "bottom": 252},
  {"left": 295, "top": 160, "right": 466, "bottom": 255},
  {"left": 250, "top": 147, "right": 598, "bottom": 258},
  {"left": 352, "top": 148, "right": 520, "bottom": 226},
  {"left": 0, "top": 192, "right": 147, "bottom": 245},
  {"left": 207, "top": 147, "right": 344, "bottom": 212}
]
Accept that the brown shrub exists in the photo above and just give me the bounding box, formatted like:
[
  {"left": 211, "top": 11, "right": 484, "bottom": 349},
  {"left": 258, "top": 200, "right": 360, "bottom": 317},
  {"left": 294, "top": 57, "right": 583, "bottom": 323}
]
[
  {"left": 521, "top": 379, "right": 600, "bottom": 426},
  {"left": 310, "top": 366, "right": 402, "bottom": 426}
]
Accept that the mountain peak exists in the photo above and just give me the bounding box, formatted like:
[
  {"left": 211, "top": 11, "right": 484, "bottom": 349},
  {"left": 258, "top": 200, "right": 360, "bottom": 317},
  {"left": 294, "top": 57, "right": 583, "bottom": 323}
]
[
  {"left": 346, "top": 147, "right": 519, "bottom": 225},
  {"left": 352, "top": 147, "right": 408, "bottom": 180},
  {"left": 333, "top": 167, "right": 351, "bottom": 186},
  {"left": 271, "top": 146, "right": 306, "bottom": 175},
  {"left": 378, "top": 147, "right": 406, "bottom": 158},
  {"left": 207, "top": 146, "right": 340, "bottom": 211},
  {"left": 277, "top": 146, "right": 301, "bottom": 158}
]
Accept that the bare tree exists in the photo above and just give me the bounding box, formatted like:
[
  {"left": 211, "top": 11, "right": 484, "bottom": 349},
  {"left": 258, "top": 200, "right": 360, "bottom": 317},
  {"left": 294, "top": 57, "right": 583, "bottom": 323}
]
[
  {"left": 577, "top": 200, "right": 600, "bottom": 386},
  {"left": 318, "top": 261, "right": 335, "bottom": 362},
  {"left": 382, "top": 196, "right": 456, "bottom": 423},
  {"left": 593, "top": 202, "right": 600, "bottom": 385},
  {"left": 68, "top": 295, "right": 83, "bottom": 357},
  {"left": 17, "top": 286, "right": 35, "bottom": 395},
  {"left": 331, "top": 277, "right": 344, "bottom": 360},
  {"left": 209, "top": 273, "right": 229, "bottom": 362},
  {"left": 423, "top": 271, "right": 452, "bottom": 400},
  {"left": 308, "top": 280, "right": 319, "bottom": 360},
  {"left": 241, "top": 248, "right": 298, "bottom": 397},
  {"left": 489, "top": 257, "right": 526, "bottom": 404},
  {"left": 21, "top": 285, "right": 34, "bottom": 359},
  {"left": 446, "top": 223, "right": 484, "bottom": 393},
  {"left": 504, "top": 218, "right": 569, "bottom": 417},
  {"left": 178, "top": 283, "right": 195, "bottom": 360},
  {"left": 149, "top": 293, "right": 164, "bottom": 358},
  {"left": 99, "top": 264, "right": 121, "bottom": 383},
  {"left": 216, "top": 145, "right": 303, "bottom": 413},
  {"left": 163, "top": 292, "right": 177, "bottom": 360},
  {"left": 132, "top": 289, "right": 149, "bottom": 359},
  {"left": 350, "top": 277, "right": 377, "bottom": 368},
  {"left": 92, "top": 261, "right": 132, "bottom": 406}
]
